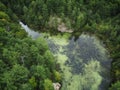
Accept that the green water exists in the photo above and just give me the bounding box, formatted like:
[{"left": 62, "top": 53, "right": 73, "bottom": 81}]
[
  {"left": 20, "top": 22, "right": 111, "bottom": 90},
  {"left": 47, "top": 34, "right": 111, "bottom": 90}
]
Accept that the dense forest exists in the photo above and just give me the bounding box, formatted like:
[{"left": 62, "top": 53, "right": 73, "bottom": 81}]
[
  {"left": 0, "top": 1, "right": 61, "bottom": 90},
  {"left": 0, "top": 0, "right": 120, "bottom": 90}
]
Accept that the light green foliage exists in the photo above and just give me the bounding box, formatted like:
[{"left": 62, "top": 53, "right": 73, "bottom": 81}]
[
  {"left": 0, "top": 11, "right": 10, "bottom": 20},
  {"left": 2, "top": 64, "right": 29, "bottom": 90},
  {"left": 109, "top": 81, "right": 120, "bottom": 90},
  {"left": 47, "top": 34, "right": 110, "bottom": 90},
  {"left": 54, "top": 70, "right": 61, "bottom": 81},
  {"left": 34, "top": 65, "right": 46, "bottom": 79},
  {"left": 29, "top": 76, "right": 37, "bottom": 88},
  {"left": 44, "top": 79, "right": 54, "bottom": 90},
  {"left": 36, "top": 37, "right": 49, "bottom": 52},
  {"left": 10, "top": 64, "right": 29, "bottom": 82},
  {"left": 44, "top": 50, "right": 55, "bottom": 69},
  {"left": 48, "top": 34, "right": 69, "bottom": 46},
  {"left": 48, "top": 16, "right": 61, "bottom": 29},
  {"left": 61, "top": 60, "right": 102, "bottom": 90},
  {"left": 75, "top": 12, "right": 86, "bottom": 29},
  {"left": 3, "top": 48, "right": 20, "bottom": 65},
  {"left": 15, "top": 30, "right": 27, "bottom": 39},
  {"left": 21, "top": 83, "right": 32, "bottom": 90},
  {"left": 82, "top": 60, "right": 102, "bottom": 90}
]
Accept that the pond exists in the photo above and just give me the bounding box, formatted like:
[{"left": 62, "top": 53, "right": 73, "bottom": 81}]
[{"left": 20, "top": 22, "right": 111, "bottom": 90}]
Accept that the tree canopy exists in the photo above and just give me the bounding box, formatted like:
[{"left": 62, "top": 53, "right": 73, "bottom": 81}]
[{"left": 0, "top": 0, "right": 120, "bottom": 89}]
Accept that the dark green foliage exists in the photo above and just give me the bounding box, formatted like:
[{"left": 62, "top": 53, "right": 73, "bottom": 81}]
[
  {"left": 0, "top": 29, "right": 58, "bottom": 89},
  {"left": 0, "top": 1, "right": 61, "bottom": 90},
  {"left": 3, "top": 0, "right": 117, "bottom": 34}
]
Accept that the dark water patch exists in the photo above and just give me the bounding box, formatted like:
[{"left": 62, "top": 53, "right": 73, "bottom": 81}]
[{"left": 20, "top": 22, "right": 111, "bottom": 90}]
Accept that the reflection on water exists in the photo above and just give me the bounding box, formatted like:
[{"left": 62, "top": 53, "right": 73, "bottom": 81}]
[
  {"left": 19, "top": 22, "right": 40, "bottom": 39},
  {"left": 20, "top": 22, "right": 111, "bottom": 90},
  {"left": 47, "top": 35, "right": 111, "bottom": 90}
]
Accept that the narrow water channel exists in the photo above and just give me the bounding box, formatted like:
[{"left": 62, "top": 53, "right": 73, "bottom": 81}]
[{"left": 20, "top": 22, "right": 111, "bottom": 90}]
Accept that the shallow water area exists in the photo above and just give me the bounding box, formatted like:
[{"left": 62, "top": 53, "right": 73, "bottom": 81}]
[{"left": 20, "top": 22, "right": 111, "bottom": 90}]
